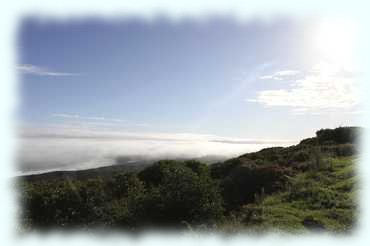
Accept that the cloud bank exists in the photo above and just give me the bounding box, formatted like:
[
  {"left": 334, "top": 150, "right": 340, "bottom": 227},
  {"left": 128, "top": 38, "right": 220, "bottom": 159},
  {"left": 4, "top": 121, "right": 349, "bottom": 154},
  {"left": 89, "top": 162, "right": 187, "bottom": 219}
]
[{"left": 17, "top": 125, "right": 296, "bottom": 176}]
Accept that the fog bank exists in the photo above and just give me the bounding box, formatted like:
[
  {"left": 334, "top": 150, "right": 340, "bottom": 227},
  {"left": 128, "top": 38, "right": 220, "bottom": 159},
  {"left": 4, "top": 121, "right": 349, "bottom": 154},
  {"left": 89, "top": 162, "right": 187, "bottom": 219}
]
[{"left": 17, "top": 126, "right": 296, "bottom": 175}]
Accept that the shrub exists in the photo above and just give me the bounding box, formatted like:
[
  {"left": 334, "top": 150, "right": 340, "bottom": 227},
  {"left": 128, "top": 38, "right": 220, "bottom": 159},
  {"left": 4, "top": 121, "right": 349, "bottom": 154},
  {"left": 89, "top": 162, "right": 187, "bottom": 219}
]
[
  {"left": 138, "top": 160, "right": 224, "bottom": 226},
  {"left": 220, "top": 164, "right": 292, "bottom": 210}
]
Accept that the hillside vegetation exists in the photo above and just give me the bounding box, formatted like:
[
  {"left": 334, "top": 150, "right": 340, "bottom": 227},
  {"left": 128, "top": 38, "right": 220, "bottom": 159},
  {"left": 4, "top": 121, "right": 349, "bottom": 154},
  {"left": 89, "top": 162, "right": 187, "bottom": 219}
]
[{"left": 18, "top": 127, "right": 361, "bottom": 233}]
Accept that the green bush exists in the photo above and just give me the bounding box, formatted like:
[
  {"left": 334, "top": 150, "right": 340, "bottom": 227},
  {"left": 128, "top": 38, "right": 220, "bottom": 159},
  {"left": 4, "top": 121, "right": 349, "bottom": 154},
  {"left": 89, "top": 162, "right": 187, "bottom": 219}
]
[
  {"left": 138, "top": 160, "right": 224, "bottom": 226},
  {"left": 220, "top": 164, "right": 292, "bottom": 210}
]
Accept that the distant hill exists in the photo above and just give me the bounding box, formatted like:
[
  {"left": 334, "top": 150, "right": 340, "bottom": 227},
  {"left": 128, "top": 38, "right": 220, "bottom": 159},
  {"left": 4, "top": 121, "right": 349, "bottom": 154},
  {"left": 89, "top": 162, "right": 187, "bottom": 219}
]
[{"left": 19, "top": 161, "right": 151, "bottom": 182}]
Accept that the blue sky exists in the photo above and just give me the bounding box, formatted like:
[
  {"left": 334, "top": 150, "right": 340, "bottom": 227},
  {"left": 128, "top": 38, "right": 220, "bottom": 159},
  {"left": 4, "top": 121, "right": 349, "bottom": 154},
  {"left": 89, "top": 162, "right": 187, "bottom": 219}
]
[{"left": 16, "top": 17, "right": 361, "bottom": 173}]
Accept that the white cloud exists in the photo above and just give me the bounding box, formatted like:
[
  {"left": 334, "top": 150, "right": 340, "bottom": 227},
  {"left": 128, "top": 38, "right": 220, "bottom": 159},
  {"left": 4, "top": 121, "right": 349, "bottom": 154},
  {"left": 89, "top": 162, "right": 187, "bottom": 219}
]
[
  {"left": 52, "top": 113, "right": 125, "bottom": 123},
  {"left": 18, "top": 64, "right": 80, "bottom": 76},
  {"left": 52, "top": 113, "right": 80, "bottom": 119},
  {"left": 51, "top": 113, "right": 153, "bottom": 129},
  {"left": 250, "top": 62, "right": 360, "bottom": 114},
  {"left": 259, "top": 70, "right": 300, "bottom": 80}
]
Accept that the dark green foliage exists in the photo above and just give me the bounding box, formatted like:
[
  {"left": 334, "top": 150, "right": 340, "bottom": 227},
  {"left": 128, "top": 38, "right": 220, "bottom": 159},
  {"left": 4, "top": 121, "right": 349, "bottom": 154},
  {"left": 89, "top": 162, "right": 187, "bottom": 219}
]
[
  {"left": 21, "top": 160, "right": 223, "bottom": 230},
  {"left": 240, "top": 147, "right": 285, "bottom": 164},
  {"left": 321, "top": 144, "right": 357, "bottom": 157},
  {"left": 21, "top": 179, "right": 109, "bottom": 228},
  {"left": 110, "top": 172, "right": 145, "bottom": 198},
  {"left": 288, "top": 184, "right": 338, "bottom": 209},
  {"left": 184, "top": 160, "right": 209, "bottom": 176},
  {"left": 289, "top": 150, "right": 311, "bottom": 163},
  {"left": 220, "top": 164, "right": 292, "bottom": 210},
  {"left": 137, "top": 160, "right": 224, "bottom": 226},
  {"left": 299, "top": 137, "right": 317, "bottom": 146},
  {"left": 138, "top": 160, "right": 177, "bottom": 187},
  {"left": 316, "top": 127, "right": 360, "bottom": 145},
  {"left": 210, "top": 159, "right": 240, "bottom": 179}
]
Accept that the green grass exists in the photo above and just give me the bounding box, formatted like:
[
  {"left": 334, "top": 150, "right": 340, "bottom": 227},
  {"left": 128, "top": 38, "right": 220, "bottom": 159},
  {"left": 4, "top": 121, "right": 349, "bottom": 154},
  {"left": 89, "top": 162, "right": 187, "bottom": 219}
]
[{"left": 222, "top": 157, "right": 358, "bottom": 233}]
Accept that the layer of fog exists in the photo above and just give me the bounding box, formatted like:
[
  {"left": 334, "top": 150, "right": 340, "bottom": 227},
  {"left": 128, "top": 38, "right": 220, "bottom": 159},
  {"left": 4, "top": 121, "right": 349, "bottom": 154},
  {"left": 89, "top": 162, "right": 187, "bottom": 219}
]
[{"left": 17, "top": 126, "right": 296, "bottom": 176}]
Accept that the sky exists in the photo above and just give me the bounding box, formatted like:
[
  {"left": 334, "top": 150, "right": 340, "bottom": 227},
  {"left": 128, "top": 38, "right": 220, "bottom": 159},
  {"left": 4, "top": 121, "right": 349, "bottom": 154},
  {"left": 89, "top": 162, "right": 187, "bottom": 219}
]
[{"left": 17, "top": 17, "right": 361, "bottom": 174}]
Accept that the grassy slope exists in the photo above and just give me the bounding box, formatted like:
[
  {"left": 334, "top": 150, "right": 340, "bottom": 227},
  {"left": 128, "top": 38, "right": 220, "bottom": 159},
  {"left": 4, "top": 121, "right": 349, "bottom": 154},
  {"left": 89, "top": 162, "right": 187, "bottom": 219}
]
[{"left": 221, "top": 157, "right": 357, "bottom": 233}]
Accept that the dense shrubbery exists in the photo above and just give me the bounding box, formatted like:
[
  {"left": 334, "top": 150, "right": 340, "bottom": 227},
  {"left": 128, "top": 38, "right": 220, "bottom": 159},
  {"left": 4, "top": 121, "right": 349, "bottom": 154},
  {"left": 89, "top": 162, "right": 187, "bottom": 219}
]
[
  {"left": 21, "top": 179, "right": 110, "bottom": 228},
  {"left": 137, "top": 160, "right": 224, "bottom": 226},
  {"left": 316, "top": 127, "right": 360, "bottom": 145},
  {"left": 21, "top": 160, "right": 224, "bottom": 230}
]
